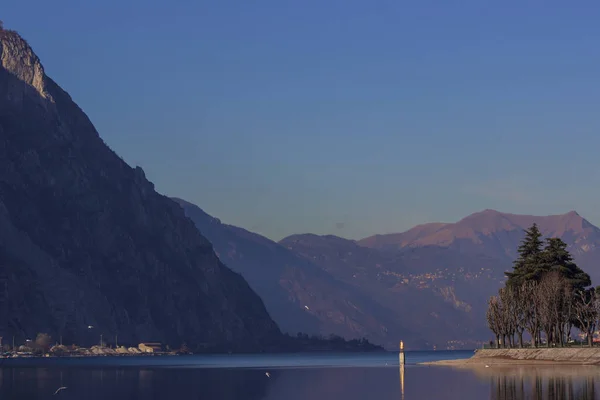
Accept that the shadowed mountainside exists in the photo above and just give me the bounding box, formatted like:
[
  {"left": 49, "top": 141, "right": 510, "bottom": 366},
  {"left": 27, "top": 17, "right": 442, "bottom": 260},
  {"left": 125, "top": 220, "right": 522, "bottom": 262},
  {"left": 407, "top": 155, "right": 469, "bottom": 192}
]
[
  {"left": 0, "top": 26, "right": 281, "bottom": 351},
  {"left": 175, "top": 198, "right": 481, "bottom": 349}
]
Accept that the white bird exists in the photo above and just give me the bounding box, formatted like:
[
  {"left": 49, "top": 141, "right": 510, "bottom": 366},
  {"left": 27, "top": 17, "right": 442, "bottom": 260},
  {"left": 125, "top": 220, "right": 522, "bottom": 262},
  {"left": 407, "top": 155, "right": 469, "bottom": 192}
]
[
  {"left": 304, "top": 306, "right": 309, "bottom": 310},
  {"left": 87, "top": 325, "right": 94, "bottom": 329},
  {"left": 54, "top": 387, "right": 67, "bottom": 395},
  {"left": 485, "top": 365, "right": 490, "bottom": 368},
  {"left": 265, "top": 372, "right": 271, "bottom": 378}
]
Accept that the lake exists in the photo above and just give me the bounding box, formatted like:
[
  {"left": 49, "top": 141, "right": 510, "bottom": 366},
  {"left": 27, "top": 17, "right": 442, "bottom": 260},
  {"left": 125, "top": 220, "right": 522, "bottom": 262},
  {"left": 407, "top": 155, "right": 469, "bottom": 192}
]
[{"left": 1, "top": 351, "right": 599, "bottom": 399}]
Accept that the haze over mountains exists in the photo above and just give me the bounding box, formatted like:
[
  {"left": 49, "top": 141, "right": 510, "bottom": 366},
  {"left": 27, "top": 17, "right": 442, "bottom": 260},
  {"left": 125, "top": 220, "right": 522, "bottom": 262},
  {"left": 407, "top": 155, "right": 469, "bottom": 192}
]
[
  {"left": 177, "top": 200, "right": 600, "bottom": 350},
  {"left": 175, "top": 198, "right": 477, "bottom": 349},
  {"left": 2, "top": 23, "right": 599, "bottom": 353},
  {"left": 359, "top": 209, "right": 600, "bottom": 282}
]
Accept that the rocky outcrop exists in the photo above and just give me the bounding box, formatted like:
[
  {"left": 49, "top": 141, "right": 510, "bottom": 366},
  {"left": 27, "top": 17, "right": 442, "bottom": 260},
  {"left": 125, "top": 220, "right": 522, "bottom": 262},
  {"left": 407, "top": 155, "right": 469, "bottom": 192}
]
[{"left": 0, "top": 27, "right": 280, "bottom": 351}]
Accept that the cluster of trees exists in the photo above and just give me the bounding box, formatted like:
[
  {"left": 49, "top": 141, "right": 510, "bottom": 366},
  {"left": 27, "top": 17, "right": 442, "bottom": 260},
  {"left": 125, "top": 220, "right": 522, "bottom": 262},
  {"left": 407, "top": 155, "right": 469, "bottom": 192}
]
[
  {"left": 4, "top": 333, "right": 55, "bottom": 354},
  {"left": 281, "top": 333, "right": 382, "bottom": 352},
  {"left": 486, "top": 223, "right": 600, "bottom": 347}
]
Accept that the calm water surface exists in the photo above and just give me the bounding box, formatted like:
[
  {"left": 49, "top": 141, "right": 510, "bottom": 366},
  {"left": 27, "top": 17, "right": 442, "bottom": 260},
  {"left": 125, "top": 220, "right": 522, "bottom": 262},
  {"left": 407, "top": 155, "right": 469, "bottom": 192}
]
[{"left": 1, "top": 351, "right": 599, "bottom": 399}]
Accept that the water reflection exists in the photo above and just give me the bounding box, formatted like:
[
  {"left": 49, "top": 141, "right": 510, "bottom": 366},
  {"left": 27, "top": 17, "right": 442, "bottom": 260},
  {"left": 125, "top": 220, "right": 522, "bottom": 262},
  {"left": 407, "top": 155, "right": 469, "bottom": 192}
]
[
  {"left": 400, "top": 364, "right": 405, "bottom": 400},
  {"left": 1, "top": 358, "right": 600, "bottom": 399},
  {"left": 0, "top": 367, "right": 273, "bottom": 400},
  {"left": 478, "top": 366, "right": 600, "bottom": 400}
]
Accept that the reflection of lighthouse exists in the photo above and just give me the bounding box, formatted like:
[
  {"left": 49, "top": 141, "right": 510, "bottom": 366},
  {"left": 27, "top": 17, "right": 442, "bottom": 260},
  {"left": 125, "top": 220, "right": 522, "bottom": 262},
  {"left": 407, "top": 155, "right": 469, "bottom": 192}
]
[
  {"left": 399, "top": 340, "right": 405, "bottom": 400},
  {"left": 399, "top": 362, "right": 405, "bottom": 400}
]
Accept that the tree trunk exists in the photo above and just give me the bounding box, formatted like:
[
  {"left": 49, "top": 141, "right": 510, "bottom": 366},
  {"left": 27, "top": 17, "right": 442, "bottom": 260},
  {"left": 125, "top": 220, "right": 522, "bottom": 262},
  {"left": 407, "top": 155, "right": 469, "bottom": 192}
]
[
  {"left": 496, "top": 335, "right": 500, "bottom": 348},
  {"left": 588, "top": 330, "right": 593, "bottom": 348},
  {"left": 519, "top": 332, "right": 524, "bottom": 348}
]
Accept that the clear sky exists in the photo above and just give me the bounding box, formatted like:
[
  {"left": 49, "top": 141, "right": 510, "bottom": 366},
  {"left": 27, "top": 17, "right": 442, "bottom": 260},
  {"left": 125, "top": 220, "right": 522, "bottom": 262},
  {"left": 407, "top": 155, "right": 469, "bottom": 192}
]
[{"left": 4, "top": 1, "right": 600, "bottom": 241}]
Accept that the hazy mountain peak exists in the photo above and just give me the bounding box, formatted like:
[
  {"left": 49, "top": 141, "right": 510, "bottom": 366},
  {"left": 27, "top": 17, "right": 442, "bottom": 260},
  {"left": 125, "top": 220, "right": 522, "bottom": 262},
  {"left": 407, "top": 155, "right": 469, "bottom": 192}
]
[
  {"left": 358, "top": 209, "right": 599, "bottom": 252},
  {"left": 421, "top": 209, "right": 592, "bottom": 239},
  {"left": 279, "top": 233, "right": 354, "bottom": 246}
]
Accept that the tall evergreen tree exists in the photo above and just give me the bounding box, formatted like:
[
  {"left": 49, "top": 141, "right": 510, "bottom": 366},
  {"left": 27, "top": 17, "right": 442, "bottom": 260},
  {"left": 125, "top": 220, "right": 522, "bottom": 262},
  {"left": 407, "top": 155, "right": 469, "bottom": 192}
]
[
  {"left": 506, "top": 223, "right": 544, "bottom": 286},
  {"left": 490, "top": 224, "right": 596, "bottom": 348},
  {"left": 542, "top": 237, "right": 591, "bottom": 290}
]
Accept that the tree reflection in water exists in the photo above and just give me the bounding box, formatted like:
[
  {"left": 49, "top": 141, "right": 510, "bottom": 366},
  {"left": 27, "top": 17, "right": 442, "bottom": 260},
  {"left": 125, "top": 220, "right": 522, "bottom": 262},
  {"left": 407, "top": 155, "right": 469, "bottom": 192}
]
[{"left": 488, "top": 366, "right": 598, "bottom": 400}]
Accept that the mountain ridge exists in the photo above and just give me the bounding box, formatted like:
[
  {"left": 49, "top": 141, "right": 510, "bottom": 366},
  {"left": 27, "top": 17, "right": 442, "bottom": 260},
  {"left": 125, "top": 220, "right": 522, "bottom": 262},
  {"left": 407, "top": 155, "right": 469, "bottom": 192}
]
[
  {"left": 358, "top": 209, "right": 599, "bottom": 254},
  {"left": 0, "top": 27, "right": 281, "bottom": 351},
  {"left": 272, "top": 209, "right": 600, "bottom": 348},
  {"left": 174, "top": 197, "right": 483, "bottom": 349}
]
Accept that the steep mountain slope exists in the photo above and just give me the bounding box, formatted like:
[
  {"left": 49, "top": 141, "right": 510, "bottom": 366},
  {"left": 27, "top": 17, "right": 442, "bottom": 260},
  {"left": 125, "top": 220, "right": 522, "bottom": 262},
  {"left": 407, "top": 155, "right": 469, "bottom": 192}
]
[
  {"left": 0, "top": 27, "right": 280, "bottom": 351},
  {"left": 174, "top": 198, "right": 478, "bottom": 349},
  {"left": 171, "top": 198, "right": 324, "bottom": 336}
]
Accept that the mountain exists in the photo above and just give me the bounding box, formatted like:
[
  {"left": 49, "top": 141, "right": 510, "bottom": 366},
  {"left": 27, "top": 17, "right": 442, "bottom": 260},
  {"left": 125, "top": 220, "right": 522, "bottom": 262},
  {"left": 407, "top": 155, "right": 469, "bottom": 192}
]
[
  {"left": 358, "top": 209, "right": 600, "bottom": 282},
  {"left": 175, "top": 198, "right": 484, "bottom": 349},
  {"left": 0, "top": 26, "right": 281, "bottom": 351},
  {"left": 173, "top": 198, "right": 409, "bottom": 347},
  {"left": 279, "top": 234, "right": 485, "bottom": 347},
  {"left": 277, "top": 210, "right": 600, "bottom": 349}
]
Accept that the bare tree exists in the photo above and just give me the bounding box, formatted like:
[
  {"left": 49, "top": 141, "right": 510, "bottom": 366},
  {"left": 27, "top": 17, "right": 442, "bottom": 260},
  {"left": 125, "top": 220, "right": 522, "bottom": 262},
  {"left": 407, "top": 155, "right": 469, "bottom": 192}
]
[
  {"left": 499, "top": 287, "right": 519, "bottom": 347},
  {"left": 522, "top": 281, "right": 541, "bottom": 347},
  {"left": 537, "top": 272, "right": 571, "bottom": 346},
  {"left": 574, "top": 289, "right": 598, "bottom": 347},
  {"left": 35, "top": 333, "right": 52, "bottom": 352},
  {"left": 512, "top": 285, "right": 527, "bottom": 347},
  {"left": 486, "top": 296, "right": 503, "bottom": 348},
  {"left": 561, "top": 290, "right": 574, "bottom": 346}
]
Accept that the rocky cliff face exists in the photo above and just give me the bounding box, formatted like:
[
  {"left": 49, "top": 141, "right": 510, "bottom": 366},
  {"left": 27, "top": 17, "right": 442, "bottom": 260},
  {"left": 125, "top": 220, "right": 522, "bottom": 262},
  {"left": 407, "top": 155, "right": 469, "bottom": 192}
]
[{"left": 0, "top": 27, "right": 280, "bottom": 350}]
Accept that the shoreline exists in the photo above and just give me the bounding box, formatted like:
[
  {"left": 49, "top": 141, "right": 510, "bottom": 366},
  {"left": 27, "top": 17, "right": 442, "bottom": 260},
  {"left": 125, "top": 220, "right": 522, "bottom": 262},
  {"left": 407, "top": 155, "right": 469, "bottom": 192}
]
[
  {"left": 420, "top": 348, "right": 600, "bottom": 367},
  {"left": 420, "top": 358, "right": 598, "bottom": 367}
]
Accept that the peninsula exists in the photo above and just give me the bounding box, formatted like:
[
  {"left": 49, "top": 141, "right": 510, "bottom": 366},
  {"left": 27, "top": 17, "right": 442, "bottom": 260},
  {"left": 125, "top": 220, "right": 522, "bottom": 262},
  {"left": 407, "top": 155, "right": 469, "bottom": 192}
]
[
  {"left": 423, "top": 348, "right": 600, "bottom": 366},
  {"left": 425, "top": 223, "right": 600, "bottom": 366}
]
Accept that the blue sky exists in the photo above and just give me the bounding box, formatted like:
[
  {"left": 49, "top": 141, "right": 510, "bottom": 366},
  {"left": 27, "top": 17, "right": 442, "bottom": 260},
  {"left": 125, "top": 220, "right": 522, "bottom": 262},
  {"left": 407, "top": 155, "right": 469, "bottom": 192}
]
[{"left": 4, "top": 1, "right": 600, "bottom": 240}]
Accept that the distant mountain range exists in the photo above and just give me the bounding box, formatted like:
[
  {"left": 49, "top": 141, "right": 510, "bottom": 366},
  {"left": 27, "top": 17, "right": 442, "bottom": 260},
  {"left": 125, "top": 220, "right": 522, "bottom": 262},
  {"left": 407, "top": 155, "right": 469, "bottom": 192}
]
[
  {"left": 174, "top": 198, "right": 461, "bottom": 350},
  {"left": 176, "top": 202, "right": 600, "bottom": 350},
  {"left": 359, "top": 209, "right": 600, "bottom": 283}
]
